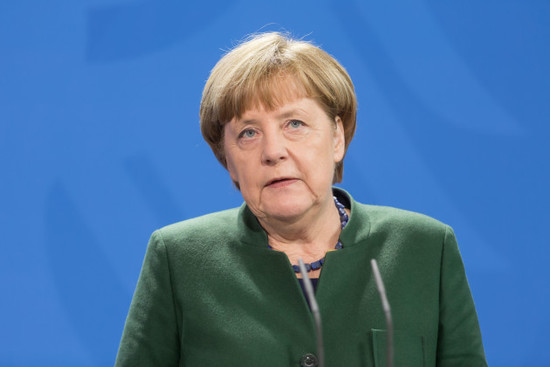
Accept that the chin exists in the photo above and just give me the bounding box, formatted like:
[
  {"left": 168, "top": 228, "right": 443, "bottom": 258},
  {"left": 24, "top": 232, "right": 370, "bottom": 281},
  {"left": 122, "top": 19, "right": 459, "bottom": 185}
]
[{"left": 261, "top": 199, "right": 313, "bottom": 221}]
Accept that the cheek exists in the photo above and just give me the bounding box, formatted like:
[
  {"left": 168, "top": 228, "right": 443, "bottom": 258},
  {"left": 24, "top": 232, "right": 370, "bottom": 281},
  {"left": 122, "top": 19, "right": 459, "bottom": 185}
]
[
  {"left": 224, "top": 147, "right": 239, "bottom": 182},
  {"left": 226, "top": 161, "right": 238, "bottom": 182},
  {"left": 223, "top": 141, "right": 245, "bottom": 181},
  {"left": 300, "top": 148, "right": 334, "bottom": 183},
  {"left": 225, "top": 153, "right": 256, "bottom": 189}
]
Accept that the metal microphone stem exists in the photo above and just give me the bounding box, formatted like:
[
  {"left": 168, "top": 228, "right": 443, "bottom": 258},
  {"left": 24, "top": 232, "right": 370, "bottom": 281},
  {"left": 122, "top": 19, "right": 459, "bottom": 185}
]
[
  {"left": 371, "top": 259, "right": 393, "bottom": 367},
  {"left": 298, "top": 259, "right": 324, "bottom": 367}
]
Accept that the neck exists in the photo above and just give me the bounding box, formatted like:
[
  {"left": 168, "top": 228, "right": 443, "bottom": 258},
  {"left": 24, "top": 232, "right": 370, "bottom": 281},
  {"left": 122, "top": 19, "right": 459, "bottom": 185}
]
[{"left": 259, "top": 195, "right": 341, "bottom": 262}]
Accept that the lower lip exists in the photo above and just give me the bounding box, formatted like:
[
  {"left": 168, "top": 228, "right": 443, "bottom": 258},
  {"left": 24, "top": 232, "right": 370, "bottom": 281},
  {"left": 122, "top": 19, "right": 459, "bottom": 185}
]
[{"left": 267, "top": 178, "right": 298, "bottom": 188}]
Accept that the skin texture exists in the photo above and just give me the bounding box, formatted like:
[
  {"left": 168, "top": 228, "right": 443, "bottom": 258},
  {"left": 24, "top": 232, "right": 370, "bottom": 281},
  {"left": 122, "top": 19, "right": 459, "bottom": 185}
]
[{"left": 223, "top": 97, "right": 345, "bottom": 277}]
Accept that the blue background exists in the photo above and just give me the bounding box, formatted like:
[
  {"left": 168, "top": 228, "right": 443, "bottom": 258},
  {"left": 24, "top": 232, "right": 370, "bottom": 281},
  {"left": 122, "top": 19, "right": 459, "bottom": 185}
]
[{"left": 1, "top": 0, "right": 549, "bottom": 365}]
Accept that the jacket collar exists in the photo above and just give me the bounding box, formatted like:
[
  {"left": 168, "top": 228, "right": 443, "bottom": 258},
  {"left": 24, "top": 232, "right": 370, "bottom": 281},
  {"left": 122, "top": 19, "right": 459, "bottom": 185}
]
[{"left": 237, "top": 187, "right": 371, "bottom": 249}]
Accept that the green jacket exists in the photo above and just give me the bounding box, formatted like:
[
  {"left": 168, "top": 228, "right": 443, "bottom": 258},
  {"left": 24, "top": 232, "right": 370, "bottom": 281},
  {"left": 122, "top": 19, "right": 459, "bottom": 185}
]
[{"left": 115, "top": 189, "right": 487, "bottom": 366}]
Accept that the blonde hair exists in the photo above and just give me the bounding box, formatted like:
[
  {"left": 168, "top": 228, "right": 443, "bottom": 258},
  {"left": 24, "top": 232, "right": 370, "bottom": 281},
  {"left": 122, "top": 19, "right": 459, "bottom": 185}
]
[{"left": 200, "top": 32, "right": 357, "bottom": 183}]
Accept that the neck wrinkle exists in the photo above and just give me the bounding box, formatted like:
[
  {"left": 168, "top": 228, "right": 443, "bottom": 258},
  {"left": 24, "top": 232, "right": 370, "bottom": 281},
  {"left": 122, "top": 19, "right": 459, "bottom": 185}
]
[{"left": 260, "top": 198, "right": 342, "bottom": 259}]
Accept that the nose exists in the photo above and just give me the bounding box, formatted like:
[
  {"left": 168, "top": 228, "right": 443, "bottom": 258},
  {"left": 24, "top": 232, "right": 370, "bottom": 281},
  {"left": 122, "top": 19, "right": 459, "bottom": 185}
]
[{"left": 261, "top": 131, "right": 287, "bottom": 166}]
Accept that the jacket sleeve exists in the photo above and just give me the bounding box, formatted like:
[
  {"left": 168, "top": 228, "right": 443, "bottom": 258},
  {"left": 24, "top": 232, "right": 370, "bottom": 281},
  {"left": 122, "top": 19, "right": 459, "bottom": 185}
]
[
  {"left": 436, "top": 226, "right": 487, "bottom": 367},
  {"left": 115, "top": 230, "right": 181, "bottom": 366}
]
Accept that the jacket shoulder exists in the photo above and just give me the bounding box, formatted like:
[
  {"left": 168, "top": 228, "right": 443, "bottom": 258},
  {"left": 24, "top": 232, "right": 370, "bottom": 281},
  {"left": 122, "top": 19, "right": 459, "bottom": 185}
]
[
  {"left": 153, "top": 207, "right": 242, "bottom": 248},
  {"left": 356, "top": 202, "right": 450, "bottom": 240}
]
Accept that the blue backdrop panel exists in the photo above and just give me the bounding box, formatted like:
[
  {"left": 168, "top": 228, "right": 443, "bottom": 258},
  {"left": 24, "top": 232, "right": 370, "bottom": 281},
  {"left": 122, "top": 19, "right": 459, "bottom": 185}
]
[{"left": 1, "top": 0, "right": 549, "bottom": 365}]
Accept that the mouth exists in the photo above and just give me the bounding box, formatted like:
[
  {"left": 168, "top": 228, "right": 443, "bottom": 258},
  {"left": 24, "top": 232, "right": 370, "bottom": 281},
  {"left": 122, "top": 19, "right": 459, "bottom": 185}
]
[{"left": 266, "top": 177, "right": 297, "bottom": 188}]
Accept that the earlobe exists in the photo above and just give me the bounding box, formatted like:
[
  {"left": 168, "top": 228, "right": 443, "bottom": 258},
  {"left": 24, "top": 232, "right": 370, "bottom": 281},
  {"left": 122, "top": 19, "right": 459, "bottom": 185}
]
[{"left": 333, "top": 116, "right": 345, "bottom": 161}]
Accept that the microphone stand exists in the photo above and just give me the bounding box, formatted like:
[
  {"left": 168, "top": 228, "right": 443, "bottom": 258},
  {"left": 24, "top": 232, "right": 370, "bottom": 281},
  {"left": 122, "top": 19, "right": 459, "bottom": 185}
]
[
  {"left": 371, "top": 259, "right": 393, "bottom": 367},
  {"left": 298, "top": 259, "right": 324, "bottom": 367},
  {"left": 296, "top": 258, "right": 392, "bottom": 367}
]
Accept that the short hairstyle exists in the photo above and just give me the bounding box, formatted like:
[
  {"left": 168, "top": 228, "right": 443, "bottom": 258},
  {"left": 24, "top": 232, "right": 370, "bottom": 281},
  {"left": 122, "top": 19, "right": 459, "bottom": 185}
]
[{"left": 200, "top": 32, "right": 357, "bottom": 183}]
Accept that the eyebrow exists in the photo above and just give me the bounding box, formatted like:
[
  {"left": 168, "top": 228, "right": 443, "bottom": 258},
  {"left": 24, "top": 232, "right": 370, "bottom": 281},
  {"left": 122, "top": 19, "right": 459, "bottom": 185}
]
[
  {"left": 277, "top": 108, "right": 308, "bottom": 119},
  {"left": 238, "top": 108, "right": 308, "bottom": 125}
]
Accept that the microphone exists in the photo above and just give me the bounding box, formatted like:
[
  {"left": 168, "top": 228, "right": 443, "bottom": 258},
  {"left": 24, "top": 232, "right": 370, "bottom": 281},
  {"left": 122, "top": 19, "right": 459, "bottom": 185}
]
[
  {"left": 298, "top": 258, "right": 324, "bottom": 367},
  {"left": 371, "top": 259, "right": 393, "bottom": 367}
]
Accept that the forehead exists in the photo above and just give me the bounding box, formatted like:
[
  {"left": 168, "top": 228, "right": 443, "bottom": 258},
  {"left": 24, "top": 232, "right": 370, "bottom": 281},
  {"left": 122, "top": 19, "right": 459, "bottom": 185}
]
[
  {"left": 235, "top": 97, "right": 321, "bottom": 123},
  {"left": 232, "top": 73, "right": 314, "bottom": 119}
]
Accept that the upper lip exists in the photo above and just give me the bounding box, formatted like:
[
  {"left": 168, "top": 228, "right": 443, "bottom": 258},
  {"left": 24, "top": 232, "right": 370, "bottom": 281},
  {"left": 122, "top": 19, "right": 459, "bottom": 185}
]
[{"left": 266, "top": 177, "right": 295, "bottom": 186}]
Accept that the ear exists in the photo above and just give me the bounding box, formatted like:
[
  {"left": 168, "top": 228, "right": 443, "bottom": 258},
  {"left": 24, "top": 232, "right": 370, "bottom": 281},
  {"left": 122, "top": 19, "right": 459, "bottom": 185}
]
[{"left": 333, "top": 116, "right": 345, "bottom": 162}]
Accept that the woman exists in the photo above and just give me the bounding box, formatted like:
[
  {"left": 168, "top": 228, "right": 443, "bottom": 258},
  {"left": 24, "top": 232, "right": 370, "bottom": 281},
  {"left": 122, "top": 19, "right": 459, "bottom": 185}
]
[{"left": 116, "top": 32, "right": 487, "bottom": 366}]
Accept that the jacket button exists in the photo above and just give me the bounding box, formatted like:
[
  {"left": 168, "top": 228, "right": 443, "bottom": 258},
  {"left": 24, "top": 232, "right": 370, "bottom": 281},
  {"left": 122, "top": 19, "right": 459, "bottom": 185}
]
[{"left": 299, "top": 353, "right": 318, "bottom": 367}]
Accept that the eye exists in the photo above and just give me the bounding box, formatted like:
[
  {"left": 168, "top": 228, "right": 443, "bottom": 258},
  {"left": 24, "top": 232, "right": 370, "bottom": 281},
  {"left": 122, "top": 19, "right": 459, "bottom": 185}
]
[
  {"left": 288, "top": 120, "right": 304, "bottom": 128},
  {"left": 238, "top": 129, "right": 257, "bottom": 139}
]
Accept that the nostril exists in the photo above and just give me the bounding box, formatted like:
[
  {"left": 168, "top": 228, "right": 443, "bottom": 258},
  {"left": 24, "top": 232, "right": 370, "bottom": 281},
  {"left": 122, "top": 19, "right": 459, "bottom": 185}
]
[{"left": 262, "top": 153, "right": 286, "bottom": 165}]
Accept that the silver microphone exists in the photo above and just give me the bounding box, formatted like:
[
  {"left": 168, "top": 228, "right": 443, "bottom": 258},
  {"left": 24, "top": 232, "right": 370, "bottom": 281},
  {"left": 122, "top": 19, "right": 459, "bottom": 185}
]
[
  {"left": 298, "top": 258, "right": 324, "bottom": 367},
  {"left": 371, "top": 259, "right": 393, "bottom": 367}
]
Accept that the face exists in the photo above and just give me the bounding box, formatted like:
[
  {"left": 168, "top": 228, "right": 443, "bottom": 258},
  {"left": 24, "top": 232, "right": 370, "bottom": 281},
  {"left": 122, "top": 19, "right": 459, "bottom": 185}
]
[{"left": 223, "top": 97, "right": 345, "bottom": 223}]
